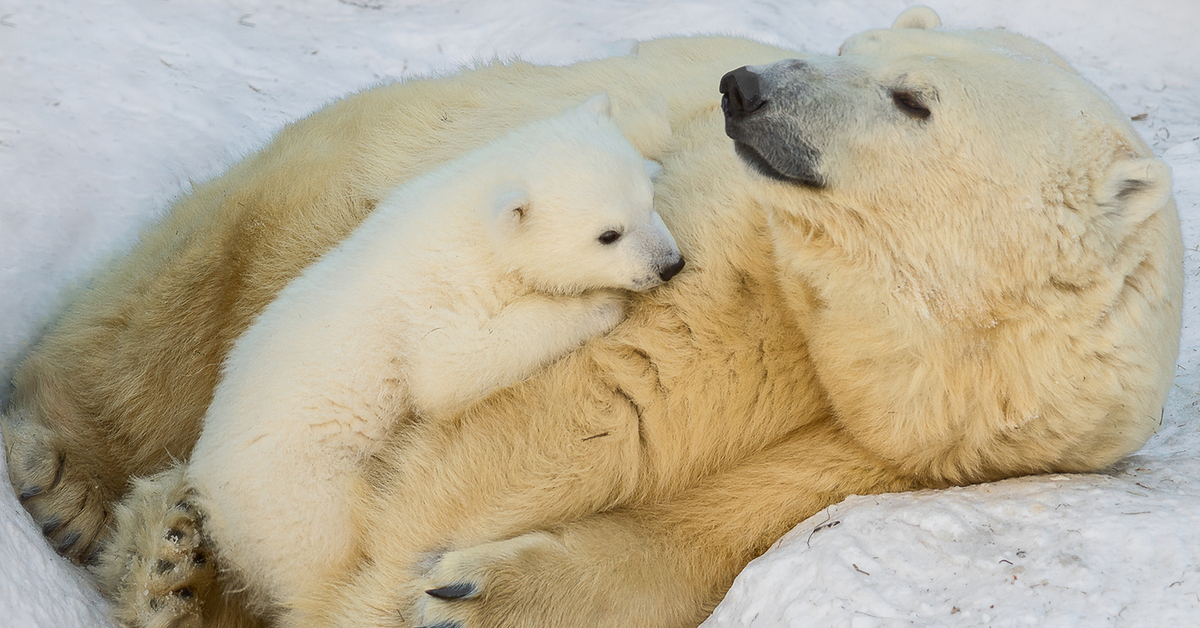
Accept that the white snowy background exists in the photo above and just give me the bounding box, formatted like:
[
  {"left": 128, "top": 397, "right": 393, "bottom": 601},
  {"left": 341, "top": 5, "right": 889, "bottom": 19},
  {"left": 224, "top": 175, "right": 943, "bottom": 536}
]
[{"left": 1, "top": 0, "right": 1198, "bottom": 626}]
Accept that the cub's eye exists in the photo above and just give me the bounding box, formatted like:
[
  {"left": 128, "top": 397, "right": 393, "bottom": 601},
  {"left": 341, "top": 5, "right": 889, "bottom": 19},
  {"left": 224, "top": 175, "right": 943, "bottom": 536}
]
[
  {"left": 598, "top": 230, "right": 622, "bottom": 245},
  {"left": 892, "top": 90, "right": 931, "bottom": 120}
]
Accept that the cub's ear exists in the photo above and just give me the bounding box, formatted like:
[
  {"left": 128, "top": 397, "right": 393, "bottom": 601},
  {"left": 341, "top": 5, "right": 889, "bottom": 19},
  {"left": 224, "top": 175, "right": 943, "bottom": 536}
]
[
  {"left": 578, "top": 92, "right": 614, "bottom": 119},
  {"left": 492, "top": 188, "right": 532, "bottom": 231},
  {"left": 892, "top": 6, "right": 941, "bottom": 29},
  {"left": 1098, "top": 157, "right": 1173, "bottom": 229},
  {"left": 644, "top": 159, "right": 663, "bottom": 181}
]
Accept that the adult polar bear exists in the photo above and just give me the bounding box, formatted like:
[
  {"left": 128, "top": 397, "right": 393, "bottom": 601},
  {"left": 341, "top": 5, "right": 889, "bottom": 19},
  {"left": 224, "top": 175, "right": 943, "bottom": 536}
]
[{"left": 1, "top": 6, "right": 1182, "bottom": 628}]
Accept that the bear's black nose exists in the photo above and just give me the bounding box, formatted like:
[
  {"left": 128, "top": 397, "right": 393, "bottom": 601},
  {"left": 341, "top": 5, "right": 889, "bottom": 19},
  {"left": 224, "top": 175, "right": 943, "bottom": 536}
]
[
  {"left": 659, "top": 257, "right": 686, "bottom": 282},
  {"left": 720, "top": 66, "right": 766, "bottom": 117}
]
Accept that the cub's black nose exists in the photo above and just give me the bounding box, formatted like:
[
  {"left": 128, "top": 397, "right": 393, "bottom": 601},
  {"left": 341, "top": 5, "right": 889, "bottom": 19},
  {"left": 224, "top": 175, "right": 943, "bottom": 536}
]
[
  {"left": 719, "top": 66, "right": 766, "bottom": 117},
  {"left": 659, "top": 257, "right": 686, "bottom": 282}
]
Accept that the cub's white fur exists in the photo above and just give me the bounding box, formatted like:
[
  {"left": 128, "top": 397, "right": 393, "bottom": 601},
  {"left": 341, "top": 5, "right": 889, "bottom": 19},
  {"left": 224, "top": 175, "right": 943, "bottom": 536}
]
[{"left": 183, "top": 93, "right": 682, "bottom": 618}]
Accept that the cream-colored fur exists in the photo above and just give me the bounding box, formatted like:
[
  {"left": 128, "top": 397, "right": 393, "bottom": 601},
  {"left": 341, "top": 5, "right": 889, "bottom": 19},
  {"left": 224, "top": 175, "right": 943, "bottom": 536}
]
[
  {"left": 3, "top": 7, "right": 1182, "bottom": 628},
  {"left": 183, "top": 94, "right": 682, "bottom": 621}
]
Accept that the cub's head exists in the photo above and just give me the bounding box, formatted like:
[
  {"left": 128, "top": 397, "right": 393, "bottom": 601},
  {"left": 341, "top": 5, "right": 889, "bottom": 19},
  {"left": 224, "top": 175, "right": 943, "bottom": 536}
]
[
  {"left": 489, "top": 94, "right": 684, "bottom": 294},
  {"left": 721, "top": 8, "right": 1182, "bottom": 481}
]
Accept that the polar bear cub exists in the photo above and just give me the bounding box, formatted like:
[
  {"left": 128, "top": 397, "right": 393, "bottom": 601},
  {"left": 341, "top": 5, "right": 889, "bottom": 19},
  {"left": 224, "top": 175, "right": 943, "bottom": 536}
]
[{"left": 184, "top": 93, "right": 683, "bottom": 617}]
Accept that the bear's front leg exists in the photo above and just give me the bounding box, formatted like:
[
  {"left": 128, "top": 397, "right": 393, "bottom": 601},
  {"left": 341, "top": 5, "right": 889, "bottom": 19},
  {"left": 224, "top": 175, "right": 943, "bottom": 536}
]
[
  {"left": 410, "top": 521, "right": 709, "bottom": 628},
  {"left": 408, "top": 290, "right": 626, "bottom": 416},
  {"left": 404, "top": 422, "right": 919, "bottom": 628}
]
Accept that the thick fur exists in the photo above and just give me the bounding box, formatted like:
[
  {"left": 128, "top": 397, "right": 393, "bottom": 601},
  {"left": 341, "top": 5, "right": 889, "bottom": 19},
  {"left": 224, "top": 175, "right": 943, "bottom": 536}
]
[
  {"left": 722, "top": 22, "right": 1183, "bottom": 484},
  {"left": 2, "top": 8, "right": 1183, "bottom": 628},
  {"left": 182, "top": 95, "right": 682, "bottom": 622}
]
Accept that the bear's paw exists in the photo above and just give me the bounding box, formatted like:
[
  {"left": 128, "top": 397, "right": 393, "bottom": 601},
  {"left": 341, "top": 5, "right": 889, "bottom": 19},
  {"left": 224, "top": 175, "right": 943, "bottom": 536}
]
[
  {"left": 414, "top": 532, "right": 572, "bottom": 628},
  {"left": 2, "top": 404, "right": 111, "bottom": 563}
]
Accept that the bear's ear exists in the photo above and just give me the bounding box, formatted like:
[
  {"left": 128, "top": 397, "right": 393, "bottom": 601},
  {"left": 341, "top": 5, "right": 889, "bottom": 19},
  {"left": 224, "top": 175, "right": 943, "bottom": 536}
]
[
  {"left": 892, "top": 6, "right": 941, "bottom": 29},
  {"left": 1098, "top": 157, "right": 1173, "bottom": 229},
  {"left": 578, "top": 93, "right": 614, "bottom": 119},
  {"left": 493, "top": 188, "right": 532, "bottom": 231},
  {"left": 644, "top": 159, "right": 663, "bottom": 181}
]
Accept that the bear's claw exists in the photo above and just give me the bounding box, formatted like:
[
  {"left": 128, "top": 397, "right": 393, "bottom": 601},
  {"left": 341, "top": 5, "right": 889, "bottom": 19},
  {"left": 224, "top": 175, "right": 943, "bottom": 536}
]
[
  {"left": 55, "top": 531, "right": 82, "bottom": 552},
  {"left": 40, "top": 517, "right": 63, "bottom": 536},
  {"left": 409, "top": 532, "right": 576, "bottom": 628},
  {"left": 18, "top": 486, "right": 43, "bottom": 503},
  {"left": 426, "top": 583, "right": 478, "bottom": 600}
]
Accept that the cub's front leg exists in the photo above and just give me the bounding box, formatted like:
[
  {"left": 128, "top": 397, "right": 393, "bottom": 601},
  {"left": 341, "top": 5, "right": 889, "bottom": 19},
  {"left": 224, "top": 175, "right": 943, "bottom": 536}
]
[{"left": 407, "top": 290, "right": 626, "bottom": 416}]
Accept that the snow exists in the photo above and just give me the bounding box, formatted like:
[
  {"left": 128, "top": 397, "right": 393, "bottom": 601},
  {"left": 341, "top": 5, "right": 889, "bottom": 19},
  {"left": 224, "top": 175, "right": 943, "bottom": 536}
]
[{"left": 1, "top": 0, "right": 1197, "bottom": 626}]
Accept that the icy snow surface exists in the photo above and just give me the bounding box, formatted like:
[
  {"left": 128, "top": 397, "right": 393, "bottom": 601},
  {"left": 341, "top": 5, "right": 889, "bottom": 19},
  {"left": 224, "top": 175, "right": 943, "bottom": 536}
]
[{"left": 1, "top": 1, "right": 1198, "bottom": 627}]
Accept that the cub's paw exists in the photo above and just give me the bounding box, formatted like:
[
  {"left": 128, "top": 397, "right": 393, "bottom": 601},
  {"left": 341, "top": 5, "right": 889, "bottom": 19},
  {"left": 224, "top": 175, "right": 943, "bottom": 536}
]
[
  {"left": 92, "top": 467, "right": 214, "bottom": 628},
  {"left": 413, "top": 532, "right": 575, "bottom": 628},
  {"left": 574, "top": 291, "right": 627, "bottom": 340},
  {"left": 2, "top": 404, "right": 112, "bottom": 563}
]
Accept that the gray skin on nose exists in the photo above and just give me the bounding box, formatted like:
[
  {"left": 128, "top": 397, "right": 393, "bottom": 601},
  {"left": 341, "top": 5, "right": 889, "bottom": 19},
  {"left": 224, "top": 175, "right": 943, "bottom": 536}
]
[{"left": 719, "top": 63, "right": 825, "bottom": 188}]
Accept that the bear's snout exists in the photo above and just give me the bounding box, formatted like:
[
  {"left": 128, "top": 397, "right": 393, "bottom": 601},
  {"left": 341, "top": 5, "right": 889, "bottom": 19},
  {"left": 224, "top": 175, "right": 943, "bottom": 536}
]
[
  {"left": 659, "top": 257, "right": 686, "bottom": 282},
  {"left": 720, "top": 66, "right": 767, "bottom": 118},
  {"left": 719, "top": 60, "right": 825, "bottom": 189}
]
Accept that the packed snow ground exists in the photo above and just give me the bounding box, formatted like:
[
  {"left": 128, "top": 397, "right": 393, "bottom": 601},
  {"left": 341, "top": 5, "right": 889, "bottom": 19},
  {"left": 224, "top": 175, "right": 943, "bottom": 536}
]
[{"left": 1, "top": 1, "right": 1198, "bottom": 626}]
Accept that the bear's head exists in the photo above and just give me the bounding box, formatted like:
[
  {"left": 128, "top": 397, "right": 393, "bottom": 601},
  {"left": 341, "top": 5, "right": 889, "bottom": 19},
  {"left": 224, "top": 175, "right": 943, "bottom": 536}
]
[
  {"left": 720, "top": 8, "right": 1183, "bottom": 483},
  {"left": 489, "top": 94, "right": 685, "bottom": 294}
]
